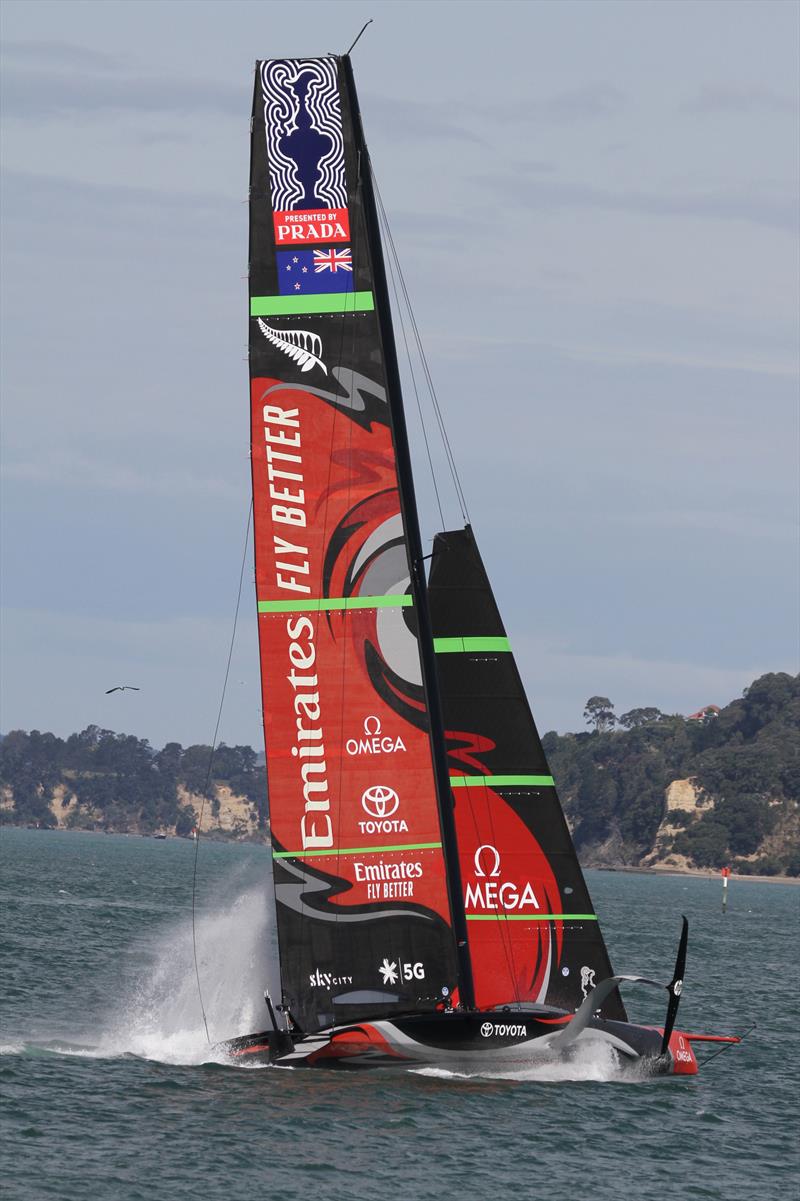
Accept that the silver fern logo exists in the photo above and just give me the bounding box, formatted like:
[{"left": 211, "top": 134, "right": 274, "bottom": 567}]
[{"left": 257, "top": 320, "right": 327, "bottom": 374}]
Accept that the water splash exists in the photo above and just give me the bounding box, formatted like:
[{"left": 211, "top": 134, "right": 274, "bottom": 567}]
[
  {"left": 410, "top": 1040, "right": 642, "bottom": 1084},
  {"left": 53, "top": 884, "right": 277, "bottom": 1067}
]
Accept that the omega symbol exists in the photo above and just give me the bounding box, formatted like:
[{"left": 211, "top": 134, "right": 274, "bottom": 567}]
[{"left": 473, "top": 844, "right": 501, "bottom": 878}]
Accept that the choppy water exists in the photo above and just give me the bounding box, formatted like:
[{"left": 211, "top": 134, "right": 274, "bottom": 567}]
[{"left": 1, "top": 828, "right": 797, "bottom": 1200}]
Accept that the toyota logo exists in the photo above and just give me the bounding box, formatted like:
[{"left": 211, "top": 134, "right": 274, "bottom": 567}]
[
  {"left": 480, "top": 1022, "right": 494, "bottom": 1037},
  {"left": 361, "top": 785, "right": 400, "bottom": 819}
]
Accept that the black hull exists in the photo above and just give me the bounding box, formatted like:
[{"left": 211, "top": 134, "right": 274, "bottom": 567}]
[{"left": 216, "top": 1008, "right": 698, "bottom": 1075}]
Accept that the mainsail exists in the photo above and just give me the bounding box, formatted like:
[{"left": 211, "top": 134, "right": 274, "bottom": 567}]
[
  {"left": 428, "top": 527, "right": 626, "bottom": 1020},
  {"left": 248, "top": 57, "right": 459, "bottom": 1033}
]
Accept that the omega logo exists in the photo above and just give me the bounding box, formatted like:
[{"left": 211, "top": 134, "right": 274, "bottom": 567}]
[
  {"left": 346, "top": 716, "right": 407, "bottom": 757},
  {"left": 473, "top": 844, "right": 501, "bottom": 878}
]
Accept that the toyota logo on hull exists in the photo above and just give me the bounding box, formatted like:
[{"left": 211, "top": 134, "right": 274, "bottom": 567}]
[
  {"left": 480, "top": 1021, "right": 527, "bottom": 1038},
  {"left": 361, "top": 785, "right": 399, "bottom": 820}
]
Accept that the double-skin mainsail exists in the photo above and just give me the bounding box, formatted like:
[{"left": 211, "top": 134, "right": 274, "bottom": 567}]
[{"left": 248, "top": 54, "right": 620, "bottom": 1035}]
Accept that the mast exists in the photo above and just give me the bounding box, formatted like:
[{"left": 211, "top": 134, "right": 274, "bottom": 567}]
[{"left": 340, "top": 56, "right": 475, "bottom": 1010}]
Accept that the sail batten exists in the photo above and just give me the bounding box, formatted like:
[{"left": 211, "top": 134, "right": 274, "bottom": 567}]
[{"left": 257, "top": 595, "right": 413, "bottom": 613}]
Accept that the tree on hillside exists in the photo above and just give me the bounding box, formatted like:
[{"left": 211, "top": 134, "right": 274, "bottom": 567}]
[
  {"left": 618, "top": 707, "right": 662, "bottom": 729},
  {"left": 583, "top": 696, "right": 616, "bottom": 733}
]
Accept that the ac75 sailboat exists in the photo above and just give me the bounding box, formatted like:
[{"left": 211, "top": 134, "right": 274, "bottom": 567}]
[{"left": 219, "top": 52, "right": 738, "bottom": 1073}]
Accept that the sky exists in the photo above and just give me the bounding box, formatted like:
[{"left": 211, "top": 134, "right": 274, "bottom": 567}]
[{"left": 1, "top": 0, "right": 798, "bottom": 750}]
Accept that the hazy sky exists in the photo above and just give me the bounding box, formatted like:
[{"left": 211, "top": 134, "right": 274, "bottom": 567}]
[{"left": 1, "top": 0, "right": 798, "bottom": 750}]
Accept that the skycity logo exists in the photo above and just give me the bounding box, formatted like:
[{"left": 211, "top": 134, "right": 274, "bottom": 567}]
[
  {"left": 358, "top": 785, "right": 409, "bottom": 836},
  {"left": 465, "top": 845, "right": 542, "bottom": 912},
  {"left": 345, "top": 716, "right": 407, "bottom": 757},
  {"left": 308, "top": 970, "right": 353, "bottom": 989}
]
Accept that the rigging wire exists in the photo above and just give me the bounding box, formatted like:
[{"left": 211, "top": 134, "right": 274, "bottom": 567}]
[
  {"left": 191, "top": 496, "right": 254, "bottom": 1045},
  {"left": 378, "top": 201, "right": 446, "bottom": 531},
  {"left": 370, "top": 161, "right": 471, "bottom": 527}
]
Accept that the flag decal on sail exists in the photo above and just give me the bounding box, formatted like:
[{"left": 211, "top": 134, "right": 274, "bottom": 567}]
[
  {"left": 312, "top": 248, "right": 352, "bottom": 272},
  {"left": 277, "top": 249, "right": 354, "bottom": 294}
]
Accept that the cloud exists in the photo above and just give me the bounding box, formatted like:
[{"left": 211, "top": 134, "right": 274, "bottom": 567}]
[
  {"left": 682, "top": 84, "right": 797, "bottom": 115},
  {"left": 0, "top": 168, "right": 235, "bottom": 226},
  {"left": 555, "top": 339, "right": 800, "bottom": 381},
  {"left": 362, "top": 93, "right": 487, "bottom": 146},
  {"left": 363, "top": 83, "right": 627, "bottom": 156},
  {"left": 0, "top": 38, "right": 124, "bottom": 70},
  {"left": 468, "top": 83, "right": 628, "bottom": 124},
  {"left": 2, "top": 449, "right": 238, "bottom": 499},
  {"left": 530, "top": 83, "right": 627, "bottom": 122},
  {"left": 474, "top": 172, "right": 798, "bottom": 232},
  {"left": 0, "top": 56, "right": 243, "bottom": 120},
  {"left": 512, "top": 634, "right": 792, "bottom": 732}
]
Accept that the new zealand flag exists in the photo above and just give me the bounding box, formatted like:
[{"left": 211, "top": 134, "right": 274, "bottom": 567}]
[{"left": 277, "top": 248, "right": 354, "bottom": 295}]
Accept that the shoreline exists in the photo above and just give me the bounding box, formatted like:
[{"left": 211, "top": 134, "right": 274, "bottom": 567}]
[
  {"left": 592, "top": 863, "right": 800, "bottom": 886},
  {"left": 5, "top": 824, "right": 797, "bottom": 883}
]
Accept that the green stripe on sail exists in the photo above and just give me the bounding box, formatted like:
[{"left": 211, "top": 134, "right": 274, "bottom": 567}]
[
  {"left": 251, "top": 292, "right": 375, "bottom": 317},
  {"left": 273, "top": 841, "right": 442, "bottom": 859},
  {"left": 449, "top": 774, "right": 555, "bottom": 788},
  {"left": 465, "top": 913, "right": 598, "bottom": 921},
  {"left": 258, "top": 594, "right": 412, "bottom": 613},
  {"left": 433, "top": 636, "right": 511, "bottom": 653}
]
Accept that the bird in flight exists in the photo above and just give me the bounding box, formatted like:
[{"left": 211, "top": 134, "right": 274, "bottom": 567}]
[{"left": 105, "top": 686, "right": 141, "bottom": 694}]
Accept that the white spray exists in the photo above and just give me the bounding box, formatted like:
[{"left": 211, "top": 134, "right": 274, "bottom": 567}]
[{"left": 98, "top": 885, "right": 278, "bottom": 1066}]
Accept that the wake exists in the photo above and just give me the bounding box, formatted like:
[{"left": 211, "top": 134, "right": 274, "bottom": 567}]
[{"left": 411, "top": 1042, "right": 651, "bottom": 1085}]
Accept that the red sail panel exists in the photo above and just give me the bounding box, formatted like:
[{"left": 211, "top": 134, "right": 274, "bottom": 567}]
[
  {"left": 249, "top": 59, "right": 458, "bottom": 1033},
  {"left": 454, "top": 781, "right": 565, "bottom": 1008}
]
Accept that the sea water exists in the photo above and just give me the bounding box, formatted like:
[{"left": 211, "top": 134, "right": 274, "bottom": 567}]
[{"left": 1, "top": 827, "right": 797, "bottom": 1200}]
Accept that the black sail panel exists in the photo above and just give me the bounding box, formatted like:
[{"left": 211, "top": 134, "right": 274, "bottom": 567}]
[{"left": 428, "top": 526, "right": 626, "bottom": 1020}]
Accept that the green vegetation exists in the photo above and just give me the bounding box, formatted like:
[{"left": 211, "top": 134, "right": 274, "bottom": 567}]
[
  {"left": 545, "top": 672, "right": 799, "bottom": 874},
  {"left": 2, "top": 673, "right": 797, "bottom": 872},
  {"left": 0, "top": 725, "right": 267, "bottom": 835}
]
